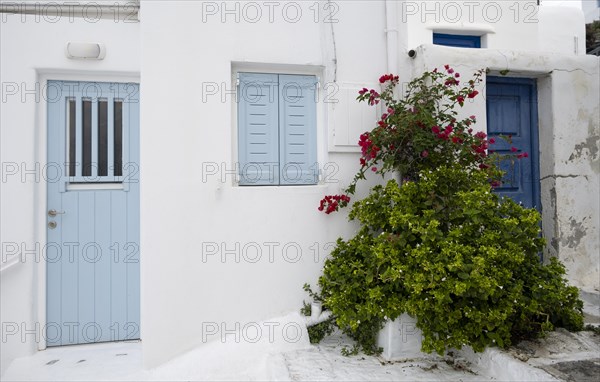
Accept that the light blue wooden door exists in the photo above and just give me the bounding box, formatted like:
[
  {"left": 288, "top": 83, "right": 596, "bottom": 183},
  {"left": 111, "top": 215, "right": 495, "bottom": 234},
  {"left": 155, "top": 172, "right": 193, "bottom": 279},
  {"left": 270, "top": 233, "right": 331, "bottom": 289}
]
[
  {"left": 486, "top": 77, "right": 540, "bottom": 210},
  {"left": 46, "top": 81, "right": 140, "bottom": 346}
]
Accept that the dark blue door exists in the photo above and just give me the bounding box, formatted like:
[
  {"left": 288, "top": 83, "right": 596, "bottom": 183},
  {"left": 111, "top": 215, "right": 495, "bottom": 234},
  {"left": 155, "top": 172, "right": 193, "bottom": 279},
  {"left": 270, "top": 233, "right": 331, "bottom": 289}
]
[{"left": 486, "top": 77, "right": 540, "bottom": 210}]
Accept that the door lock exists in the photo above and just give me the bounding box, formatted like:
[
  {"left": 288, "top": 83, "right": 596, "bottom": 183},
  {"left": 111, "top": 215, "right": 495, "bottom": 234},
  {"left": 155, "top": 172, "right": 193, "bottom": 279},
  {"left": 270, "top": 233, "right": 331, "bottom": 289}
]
[
  {"left": 48, "top": 209, "right": 65, "bottom": 217},
  {"left": 48, "top": 221, "right": 57, "bottom": 229}
]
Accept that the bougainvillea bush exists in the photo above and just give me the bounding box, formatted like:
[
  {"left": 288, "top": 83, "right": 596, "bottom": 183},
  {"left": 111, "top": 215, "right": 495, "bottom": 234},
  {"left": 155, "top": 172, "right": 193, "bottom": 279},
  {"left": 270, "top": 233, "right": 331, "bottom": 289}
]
[{"left": 308, "top": 67, "right": 583, "bottom": 355}]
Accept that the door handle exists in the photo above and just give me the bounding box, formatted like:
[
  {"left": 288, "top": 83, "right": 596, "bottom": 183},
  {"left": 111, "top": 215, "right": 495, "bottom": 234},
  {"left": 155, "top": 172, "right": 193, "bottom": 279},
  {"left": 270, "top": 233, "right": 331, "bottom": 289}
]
[{"left": 48, "top": 209, "right": 66, "bottom": 217}]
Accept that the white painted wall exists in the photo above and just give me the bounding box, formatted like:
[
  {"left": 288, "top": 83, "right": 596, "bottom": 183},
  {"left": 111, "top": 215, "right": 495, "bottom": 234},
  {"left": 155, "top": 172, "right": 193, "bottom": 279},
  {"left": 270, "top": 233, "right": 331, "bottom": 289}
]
[
  {"left": 542, "top": 0, "right": 598, "bottom": 23},
  {"left": 0, "top": 12, "right": 140, "bottom": 376},
  {"left": 582, "top": 0, "right": 600, "bottom": 22},
  {"left": 539, "top": 6, "right": 587, "bottom": 54},
  {"left": 1, "top": 0, "right": 597, "bottom": 374},
  {"left": 397, "top": 0, "right": 586, "bottom": 55},
  {"left": 138, "top": 0, "right": 387, "bottom": 368}
]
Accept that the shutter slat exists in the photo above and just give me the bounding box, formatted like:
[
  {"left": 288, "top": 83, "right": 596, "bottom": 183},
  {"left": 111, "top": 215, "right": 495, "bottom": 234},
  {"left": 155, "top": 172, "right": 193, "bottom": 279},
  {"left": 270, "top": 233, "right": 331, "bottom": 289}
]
[
  {"left": 238, "top": 73, "right": 279, "bottom": 185},
  {"left": 278, "top": 74, "right": 318, "bottom": 185}
]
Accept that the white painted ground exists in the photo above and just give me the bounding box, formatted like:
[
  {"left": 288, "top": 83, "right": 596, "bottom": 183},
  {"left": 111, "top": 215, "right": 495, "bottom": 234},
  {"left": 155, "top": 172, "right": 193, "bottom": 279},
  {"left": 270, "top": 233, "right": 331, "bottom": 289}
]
[
  {"left": 3, "top": 312, "right": 597, "bottom": 382},
  {"left": 1, "top": 336, "right": 490, "bottom": 382}
]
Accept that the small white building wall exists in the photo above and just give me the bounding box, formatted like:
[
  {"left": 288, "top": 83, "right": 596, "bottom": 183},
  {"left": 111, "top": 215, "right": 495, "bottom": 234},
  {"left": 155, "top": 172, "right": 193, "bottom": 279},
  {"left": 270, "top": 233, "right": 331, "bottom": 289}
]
[
  {"left": 582, "top": 0, "right": 600, "bottom": 22},
  {"left": 396, "top": 0, "right": 586, "bottom": 55},
  {"left": 544, "top": 0, "right": 600, "bottom": 23},
  {"left": 0, "top": 13, "right": 140, "bottom": 376},
  {"left": 139, "top": 0, "right": 388, "bottom": 368}
]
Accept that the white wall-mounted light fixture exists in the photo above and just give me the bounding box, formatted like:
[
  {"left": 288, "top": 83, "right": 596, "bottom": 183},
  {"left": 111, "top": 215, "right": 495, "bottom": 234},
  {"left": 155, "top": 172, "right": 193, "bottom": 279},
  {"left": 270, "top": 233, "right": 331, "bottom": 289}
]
[{"left": 65, "top": 42, "right": 106, "bottom": 60}]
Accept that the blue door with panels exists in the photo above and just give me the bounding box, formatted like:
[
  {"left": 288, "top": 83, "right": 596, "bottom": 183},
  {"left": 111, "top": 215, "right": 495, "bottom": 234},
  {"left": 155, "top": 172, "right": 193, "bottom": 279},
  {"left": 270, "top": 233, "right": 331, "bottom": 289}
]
[
  {"left": 46, "top": 81, "right": 140, "bottom": 346},
  {"left": 486, "top": 77, "right": 540, "bottom": 210}
]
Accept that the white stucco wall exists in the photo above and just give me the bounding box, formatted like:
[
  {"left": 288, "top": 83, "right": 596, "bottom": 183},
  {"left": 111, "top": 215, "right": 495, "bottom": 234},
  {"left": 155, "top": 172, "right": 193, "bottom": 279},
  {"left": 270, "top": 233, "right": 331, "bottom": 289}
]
[
  {"left": 581, "top": 0, "right": 600, "bottom": 22},
  {"left": 397, "top": 0, "right": 586, "bottom": 55},
  {"left": 0, "top": 11, "right": 140, "bottom": 375},
  {"left": 543, "top": 0, "right": 599, "bottom": 23},
  {"left": 138, "top": 0, "right": 388, "bottom": 368}
]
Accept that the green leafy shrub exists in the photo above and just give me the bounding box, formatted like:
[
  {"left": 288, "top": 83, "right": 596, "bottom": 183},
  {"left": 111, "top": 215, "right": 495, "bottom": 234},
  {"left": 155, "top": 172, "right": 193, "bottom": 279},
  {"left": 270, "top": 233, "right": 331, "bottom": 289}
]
[
  {"left": 309, "top": 67, "right": 584, "bottom": 355},
  {"left": 316, "top": 166, "right": 583, "bottom": 354}
]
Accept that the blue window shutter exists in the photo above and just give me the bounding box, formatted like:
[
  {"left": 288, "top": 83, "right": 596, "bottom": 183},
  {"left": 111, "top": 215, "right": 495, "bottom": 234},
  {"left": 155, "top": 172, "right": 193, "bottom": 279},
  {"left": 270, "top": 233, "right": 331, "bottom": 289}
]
[
  {"left": 433, "top": 33, "right": 481, "bottom": 48},
  {"left": 278, "top": 74, "right": 318, "bottom": 185},
  {"left": 238, "top": 73, "right": 280, "bottom": 185}
]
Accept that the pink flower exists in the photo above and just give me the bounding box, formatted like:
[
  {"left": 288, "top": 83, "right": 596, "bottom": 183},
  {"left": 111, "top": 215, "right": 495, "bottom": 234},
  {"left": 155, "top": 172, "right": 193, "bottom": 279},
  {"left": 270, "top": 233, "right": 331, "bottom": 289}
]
[
  {"left": 421, "top": 150, "right": 429, "bottom": 158},
  {"left": 379, "top": 74, "right": 399, "bottom": 83},
  {"left": 371, "top": 166, "right": 378, "bottom": 172},
  {"left": 489, "top": 138, "right": 496, "bottom": 144},
  {"left": 468, "top": 90, "right": 479, "bottom": 99},
  {"left": 511, "top": 147, "right": 518, "bottom": 153}
]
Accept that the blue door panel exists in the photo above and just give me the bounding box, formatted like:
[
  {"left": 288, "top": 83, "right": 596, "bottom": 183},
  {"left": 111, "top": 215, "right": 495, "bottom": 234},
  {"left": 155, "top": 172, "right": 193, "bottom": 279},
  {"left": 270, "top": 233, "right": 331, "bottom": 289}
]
[
  {"left": 126, "top": 104, "right": 141, "bottom": 338},
  {"left": 46, "top": 81, "right": 140, "bottom": 346},
  {"left": 486, "top": 77, "right": 540, "bottom": 210},
  {"left": 78, "top": 192, "right": 96, "bottom": 344},
  {"left": 110, "top": 192, "right": 128, "bottom": 341},
  {"left": 94, "top": 192, "right": 112, "bottom": 343}
]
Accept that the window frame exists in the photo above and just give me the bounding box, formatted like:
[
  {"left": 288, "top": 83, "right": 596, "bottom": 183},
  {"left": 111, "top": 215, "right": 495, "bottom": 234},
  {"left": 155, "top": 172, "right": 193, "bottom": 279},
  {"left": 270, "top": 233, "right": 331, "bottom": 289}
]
[{"left": 433, "top": 33, "right": 482, "bottom": 48}]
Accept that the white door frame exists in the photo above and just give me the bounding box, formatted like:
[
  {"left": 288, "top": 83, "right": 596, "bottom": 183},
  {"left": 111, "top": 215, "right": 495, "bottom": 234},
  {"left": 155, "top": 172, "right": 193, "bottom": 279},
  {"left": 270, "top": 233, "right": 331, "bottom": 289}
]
[{"left": 34, "top": 69, "right": 140, "bottom": 351}]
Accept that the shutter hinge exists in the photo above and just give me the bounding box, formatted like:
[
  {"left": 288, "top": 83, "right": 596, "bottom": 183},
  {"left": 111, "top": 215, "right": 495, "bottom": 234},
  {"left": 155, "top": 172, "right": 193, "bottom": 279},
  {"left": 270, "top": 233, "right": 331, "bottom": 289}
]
[{"left": 236, "top": 73, "right": 240, "bottom": 87}]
